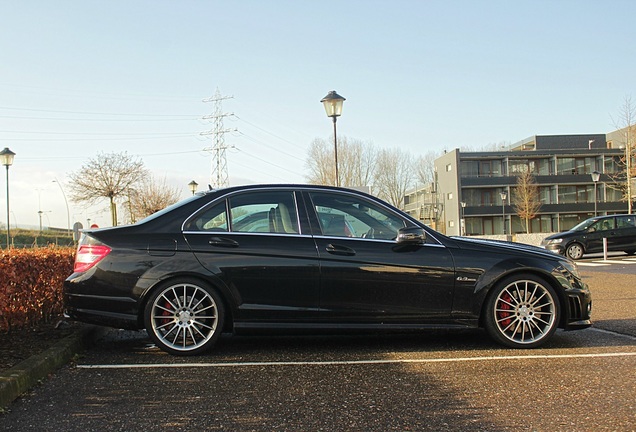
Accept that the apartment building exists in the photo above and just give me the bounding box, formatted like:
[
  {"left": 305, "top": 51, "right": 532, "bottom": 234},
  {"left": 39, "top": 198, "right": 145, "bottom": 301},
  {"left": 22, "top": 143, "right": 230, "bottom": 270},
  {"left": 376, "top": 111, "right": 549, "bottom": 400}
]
[{"left": 405, "top": 133, "right": 630, "bottom": 236}]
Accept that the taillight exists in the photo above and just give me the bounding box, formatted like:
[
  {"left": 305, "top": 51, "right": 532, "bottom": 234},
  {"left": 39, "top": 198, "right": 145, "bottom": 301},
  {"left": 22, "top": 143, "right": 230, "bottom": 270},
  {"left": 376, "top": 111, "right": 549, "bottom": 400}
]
[{"left": 74, "top": 244, "right": 112, "bottom": 273}]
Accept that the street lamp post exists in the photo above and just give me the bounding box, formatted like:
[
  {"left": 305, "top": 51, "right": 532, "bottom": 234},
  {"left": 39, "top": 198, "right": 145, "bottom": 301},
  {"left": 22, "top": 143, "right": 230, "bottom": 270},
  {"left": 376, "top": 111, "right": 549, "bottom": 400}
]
[
  {"left": 500, "top": 191, "right": 507, "bottom": 235},
  {"left": 591, "top": 171, "right": 601, "bottom": 216},
  {"left": 0, "top": 148, "right": 16, "bottom": 248},
  {"left": 53, "top": 178, "right": 71, "bottom": 237},
  {"left": 320, "top": 91, "right": 346, "bottom": 187},
  {"left": 460, "top": 201, "right": 466, "bottom": 236},
  {"left": 188, "top": 180, "right": 199, "bottom": 195}
]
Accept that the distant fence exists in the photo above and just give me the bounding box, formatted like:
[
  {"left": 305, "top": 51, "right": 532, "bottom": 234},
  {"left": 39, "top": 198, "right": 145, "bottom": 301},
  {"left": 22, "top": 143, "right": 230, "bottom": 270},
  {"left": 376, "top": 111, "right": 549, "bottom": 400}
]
[
  {"left": 468, "top": 233, "right": 553, "bottom": 246},
  {"left": 0, "top": 230, "right": 74, "bottom": 249}
]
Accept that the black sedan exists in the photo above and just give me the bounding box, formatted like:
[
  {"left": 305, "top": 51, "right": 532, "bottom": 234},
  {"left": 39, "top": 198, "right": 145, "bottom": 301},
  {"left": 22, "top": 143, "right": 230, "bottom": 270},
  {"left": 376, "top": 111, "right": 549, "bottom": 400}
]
[
  {"left": 541, "top": 214, "right": 636, "bottom": 260},
  {"left": 64, "top": 184, "right": 592, "bottom": 355}
]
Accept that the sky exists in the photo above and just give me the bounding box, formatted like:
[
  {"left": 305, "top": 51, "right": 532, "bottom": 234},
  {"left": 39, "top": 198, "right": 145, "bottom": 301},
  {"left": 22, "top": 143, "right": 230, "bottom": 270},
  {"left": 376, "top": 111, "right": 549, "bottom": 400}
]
[{"left": 1, "top": 0, "right": 635, "bottom": 229}]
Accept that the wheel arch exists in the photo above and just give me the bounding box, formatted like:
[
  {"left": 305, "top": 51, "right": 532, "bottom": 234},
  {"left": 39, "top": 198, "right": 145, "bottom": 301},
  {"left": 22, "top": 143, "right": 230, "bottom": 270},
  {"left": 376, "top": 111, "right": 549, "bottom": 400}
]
[
  {"left": 476, "top": 267, "right": 568, "bottom": 329},
  {"left": 135, "top": 272, "right": 237, "bottom": 332}
]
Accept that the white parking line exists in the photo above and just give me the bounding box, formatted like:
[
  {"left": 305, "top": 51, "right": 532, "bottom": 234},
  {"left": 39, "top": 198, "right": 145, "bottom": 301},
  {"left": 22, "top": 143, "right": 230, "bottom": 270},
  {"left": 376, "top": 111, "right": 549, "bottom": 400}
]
[
  {"left": 592, "top": 259, "right": 636, "bottom": 264},
  {"left": 577, "top": 262, "right": 609, "bottom": 267},
  {"left": 76, "top": 351, "right": 636, "bottom": 369}
]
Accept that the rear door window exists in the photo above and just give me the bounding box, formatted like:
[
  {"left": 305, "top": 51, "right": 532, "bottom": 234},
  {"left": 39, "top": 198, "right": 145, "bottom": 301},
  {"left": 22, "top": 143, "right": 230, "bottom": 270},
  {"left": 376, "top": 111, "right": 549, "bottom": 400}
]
[{"left": 185, "top": 191, "right": 300, "bottom": 234}]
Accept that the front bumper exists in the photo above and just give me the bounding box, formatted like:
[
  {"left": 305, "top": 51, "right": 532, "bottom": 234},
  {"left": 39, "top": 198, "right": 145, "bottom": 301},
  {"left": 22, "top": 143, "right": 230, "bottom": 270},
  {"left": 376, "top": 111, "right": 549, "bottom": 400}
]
[{"left": 543, "top": 244, "right": 565, "bottom": 255}]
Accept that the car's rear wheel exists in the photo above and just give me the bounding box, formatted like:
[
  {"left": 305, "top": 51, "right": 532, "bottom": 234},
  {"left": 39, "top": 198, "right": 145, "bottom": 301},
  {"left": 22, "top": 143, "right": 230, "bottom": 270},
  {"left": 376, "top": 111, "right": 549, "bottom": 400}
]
[
  {"left": 485, "top": 274, "right": 560, "bottom": 348},
  {"left": 144, "top": 279, "right": 224, "bottom": 356},
  {"left": 566, "top": 243, "right": 584, "bottom": 260}
]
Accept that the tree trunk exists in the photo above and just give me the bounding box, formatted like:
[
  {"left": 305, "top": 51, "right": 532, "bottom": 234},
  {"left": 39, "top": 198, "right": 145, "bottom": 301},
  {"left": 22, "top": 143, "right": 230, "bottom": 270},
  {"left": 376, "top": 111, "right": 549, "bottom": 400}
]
[{"left": 110, "top": 196, "right": 117, "bottom": 226}]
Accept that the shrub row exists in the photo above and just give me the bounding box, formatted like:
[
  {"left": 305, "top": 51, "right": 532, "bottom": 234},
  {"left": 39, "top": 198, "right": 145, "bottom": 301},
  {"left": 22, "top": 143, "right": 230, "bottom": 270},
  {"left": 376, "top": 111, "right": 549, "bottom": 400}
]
[{"left": 0, "top": 247, "right": 75, "bottom": 333}]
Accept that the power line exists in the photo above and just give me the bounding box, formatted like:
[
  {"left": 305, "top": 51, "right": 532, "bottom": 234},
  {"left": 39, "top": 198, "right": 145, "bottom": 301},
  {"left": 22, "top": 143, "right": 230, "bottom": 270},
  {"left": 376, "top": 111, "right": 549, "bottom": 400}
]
[
  {"left": 234, "top": 148, "right": 304, "bottom": 178},
  {"left": 0, "top": 106, "right": 198, "bottom": 117},
  {"left": 236, "top": 131, "right": 305, "bottom": 162},
  {"left": 0, "top": 114, "right": 198, "bottom": 122}
]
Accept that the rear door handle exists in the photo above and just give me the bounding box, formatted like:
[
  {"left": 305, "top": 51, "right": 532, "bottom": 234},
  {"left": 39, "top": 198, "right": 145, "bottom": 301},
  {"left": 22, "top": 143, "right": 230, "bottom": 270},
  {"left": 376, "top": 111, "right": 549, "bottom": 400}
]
[
  {"left": 208, "top": 237, "right": 240, "bottom": 248},
  {"left": 326, "top": 243, "right": 356, "bottom": 256}
]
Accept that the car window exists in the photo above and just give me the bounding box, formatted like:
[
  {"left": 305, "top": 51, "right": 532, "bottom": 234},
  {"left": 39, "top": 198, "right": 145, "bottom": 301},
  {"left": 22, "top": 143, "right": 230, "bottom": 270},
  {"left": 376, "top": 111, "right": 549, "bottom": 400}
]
[
  {"left": 617, "top": 215, "right": 636, "bottom": 229},
  {"left": 184, "top": 191, "right": 299, "bottom": 234},
  {"left": 309, "top": 192, "right": 405, "bottom": 240},
  {"left": 597, "top": 219, "right": 614, "bottom": 232},
  {"left": 185, "top": 201, "right": 228, "bottom": 232},
  {"left": 229, "top": 191, "right": 299, "bottom": 234}
]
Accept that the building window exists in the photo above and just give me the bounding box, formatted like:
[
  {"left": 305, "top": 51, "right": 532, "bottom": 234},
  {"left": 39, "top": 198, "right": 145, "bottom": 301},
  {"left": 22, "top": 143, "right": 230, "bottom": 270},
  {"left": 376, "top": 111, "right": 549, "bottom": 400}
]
[
  {"left": 538, "top": 186, "right": 551, "bottom": 204},
  {"left": 558, "top": 185, "right": 594, "bottom": 203},
  {"left": 557, "top": 157, "right": 595, "bottom": 175},
  {"left": 447, "top": 193, "right": 453, "bottom": 200},
  {"left": 446, "top": 164, "right": 452, "bottom": 172},
  {"left": 461, "top": 161, "right": 479, "bottom": 177},
  {"left": 604, "top": 156, "right": 622, "bottom": 174}
]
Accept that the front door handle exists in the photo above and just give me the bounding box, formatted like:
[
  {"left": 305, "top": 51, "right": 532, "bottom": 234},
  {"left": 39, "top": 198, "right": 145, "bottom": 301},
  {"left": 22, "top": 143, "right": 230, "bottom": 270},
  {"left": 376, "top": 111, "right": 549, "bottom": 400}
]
[
  {"left": 208, "top": 237, "right": 240, "bottom": 248},
  {"left": 326, "top": 243, "right": 356, "bottom": 256}
]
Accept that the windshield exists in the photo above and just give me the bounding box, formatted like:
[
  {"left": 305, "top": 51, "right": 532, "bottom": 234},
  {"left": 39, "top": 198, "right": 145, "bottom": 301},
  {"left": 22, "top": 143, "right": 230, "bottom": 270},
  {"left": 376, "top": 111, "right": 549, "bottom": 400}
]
[{"left": 570, "top": 218, "right": 599, "bottom": 232}]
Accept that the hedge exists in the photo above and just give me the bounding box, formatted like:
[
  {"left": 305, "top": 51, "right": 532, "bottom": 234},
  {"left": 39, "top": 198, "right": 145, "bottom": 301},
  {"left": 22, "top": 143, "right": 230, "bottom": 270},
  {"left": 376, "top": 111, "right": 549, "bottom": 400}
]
[{"left": 0, "top": 247, "right": 75, "bottom": 333}]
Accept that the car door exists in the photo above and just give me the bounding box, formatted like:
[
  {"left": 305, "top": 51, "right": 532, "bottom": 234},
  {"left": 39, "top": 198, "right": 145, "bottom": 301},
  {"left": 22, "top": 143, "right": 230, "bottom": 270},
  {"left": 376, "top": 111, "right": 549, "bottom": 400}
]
[
  {"left": 614, "top": 215, "right": 636, "bottom": 252},
  {"left": 584, "top": 219, "right": 611, "bottom": 254},
  {"left": 304, "top": 190, "right": 455, "bottom": 323},
  {"left": 183, "top": 189, "right": 320, "bottom": 323}
]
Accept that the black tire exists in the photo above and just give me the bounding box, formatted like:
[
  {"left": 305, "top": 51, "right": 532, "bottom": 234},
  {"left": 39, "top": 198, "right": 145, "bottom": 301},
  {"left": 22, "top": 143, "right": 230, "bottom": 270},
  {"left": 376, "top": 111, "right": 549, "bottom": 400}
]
[
  {"left": 624, "top": 250, "right": 636, "bottom": 256},
  {"left": 566, "top": 243, "right": 584, "bottom": 260},
  {"left": 144, "top": 278, "right": 225, "bottom": 356},
  {"left": 484, "top": 274, "right": 560, "bottom": 349}
]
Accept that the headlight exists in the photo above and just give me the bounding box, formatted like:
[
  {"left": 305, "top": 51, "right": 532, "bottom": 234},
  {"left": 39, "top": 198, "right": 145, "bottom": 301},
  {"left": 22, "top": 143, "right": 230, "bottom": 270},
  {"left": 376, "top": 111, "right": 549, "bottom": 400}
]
[
  {"left": 548, "top": 238, "right": 563, "bottom": 244},
  {"left": 560, "top": 260, "right": 581, "bottom": 280}
]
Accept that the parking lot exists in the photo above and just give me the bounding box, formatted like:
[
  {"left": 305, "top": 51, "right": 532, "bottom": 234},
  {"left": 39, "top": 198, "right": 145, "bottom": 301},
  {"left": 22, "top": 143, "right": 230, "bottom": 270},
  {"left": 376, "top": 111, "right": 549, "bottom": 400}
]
[{"left": 2, "top": 268, "right": 635, "bottom": 431}]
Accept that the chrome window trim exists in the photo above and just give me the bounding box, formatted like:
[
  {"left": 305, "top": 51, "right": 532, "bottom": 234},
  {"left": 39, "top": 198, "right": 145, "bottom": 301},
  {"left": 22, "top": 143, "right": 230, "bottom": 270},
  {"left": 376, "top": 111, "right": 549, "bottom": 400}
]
[
  {"left": 313, "top": 234, "right": 447, "bottom": 247},
  {"left": 180, "top": 185, "right": 444, "bottom": 247},
  {"left": 181, "top": 187, "right": 302, "bottom": 235},
  {"left": 182, "top": 230, "right": 314, "bottom": 239}
]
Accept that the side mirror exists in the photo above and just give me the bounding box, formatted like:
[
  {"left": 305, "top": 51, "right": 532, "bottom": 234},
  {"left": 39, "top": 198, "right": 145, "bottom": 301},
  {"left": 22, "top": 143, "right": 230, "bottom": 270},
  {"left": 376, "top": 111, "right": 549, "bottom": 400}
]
[{"left": 396, "top": 226, "right": 426, "bottom": 245}]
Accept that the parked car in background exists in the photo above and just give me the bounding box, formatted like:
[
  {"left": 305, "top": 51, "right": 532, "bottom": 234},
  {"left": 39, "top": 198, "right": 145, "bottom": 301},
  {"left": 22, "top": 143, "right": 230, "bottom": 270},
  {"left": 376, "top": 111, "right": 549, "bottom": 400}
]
[
  {"left": 64, "top": 184, "right": 592, "bottom": 355},
  {"left": 541, "top": 214, "right": 636, "bottom": 260}
]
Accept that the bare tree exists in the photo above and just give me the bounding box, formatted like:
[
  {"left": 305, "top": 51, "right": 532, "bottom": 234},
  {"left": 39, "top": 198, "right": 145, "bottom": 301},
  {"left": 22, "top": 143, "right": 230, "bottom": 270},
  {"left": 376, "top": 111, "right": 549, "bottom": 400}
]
[
  {"left": 68, "top": 152, "right": 148, "bottom": 226},
  {"left": 126, "top": 176, "right": 182, "bottom": 223},
  {"left": 609, "top": 96, "right": 636, "bottom": 213},
  {"left": 512, "top": 171, "right": 541, "bottom": 233},
  {"left": 305, "top": 136, "right": 377, "bottom": 192},
  {"left": 416, "top": 150, "right": 441, "bottom": 186},
  {"left": 374, "top": 148, "right": 414, "bottom": 208}
]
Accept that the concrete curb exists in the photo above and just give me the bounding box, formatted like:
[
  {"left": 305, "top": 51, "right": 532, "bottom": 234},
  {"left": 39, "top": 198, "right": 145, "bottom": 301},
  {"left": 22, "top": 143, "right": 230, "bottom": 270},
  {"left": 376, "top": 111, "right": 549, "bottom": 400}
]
[{"left": 0, "top": 325, "right": 98, "bottom": 409}]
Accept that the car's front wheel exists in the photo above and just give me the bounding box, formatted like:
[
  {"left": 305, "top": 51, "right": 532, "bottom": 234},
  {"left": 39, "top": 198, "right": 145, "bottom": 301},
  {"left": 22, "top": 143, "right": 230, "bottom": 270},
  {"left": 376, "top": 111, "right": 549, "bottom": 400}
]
[
  {"left": 566, "top": 243, "right": 584, "bottom": 260},
  {"left": 484, "top": 274, "right": 560, "bottom": 348},
  {"left": 144, "top": 279, "right": 225, "bottom": 356}
]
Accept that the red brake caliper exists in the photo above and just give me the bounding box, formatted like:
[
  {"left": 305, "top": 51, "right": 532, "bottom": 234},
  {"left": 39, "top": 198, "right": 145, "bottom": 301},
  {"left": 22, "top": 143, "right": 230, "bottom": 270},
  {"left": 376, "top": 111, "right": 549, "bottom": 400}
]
[
  {"left": 161, "top": 301, "right": 172, "bottom": 326},
  {"left": 498, "top": 293, "right": 512, "bottom": 327}
]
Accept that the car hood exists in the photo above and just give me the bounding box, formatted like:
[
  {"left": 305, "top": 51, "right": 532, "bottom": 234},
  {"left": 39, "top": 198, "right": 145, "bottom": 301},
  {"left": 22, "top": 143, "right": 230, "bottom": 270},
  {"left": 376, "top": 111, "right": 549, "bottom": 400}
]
[
  {"left": 543, "top": 230, "right": 578, "bottom": 241},
  {"left": 449, "top": 236, "right": 560, "bottom": 259}
]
